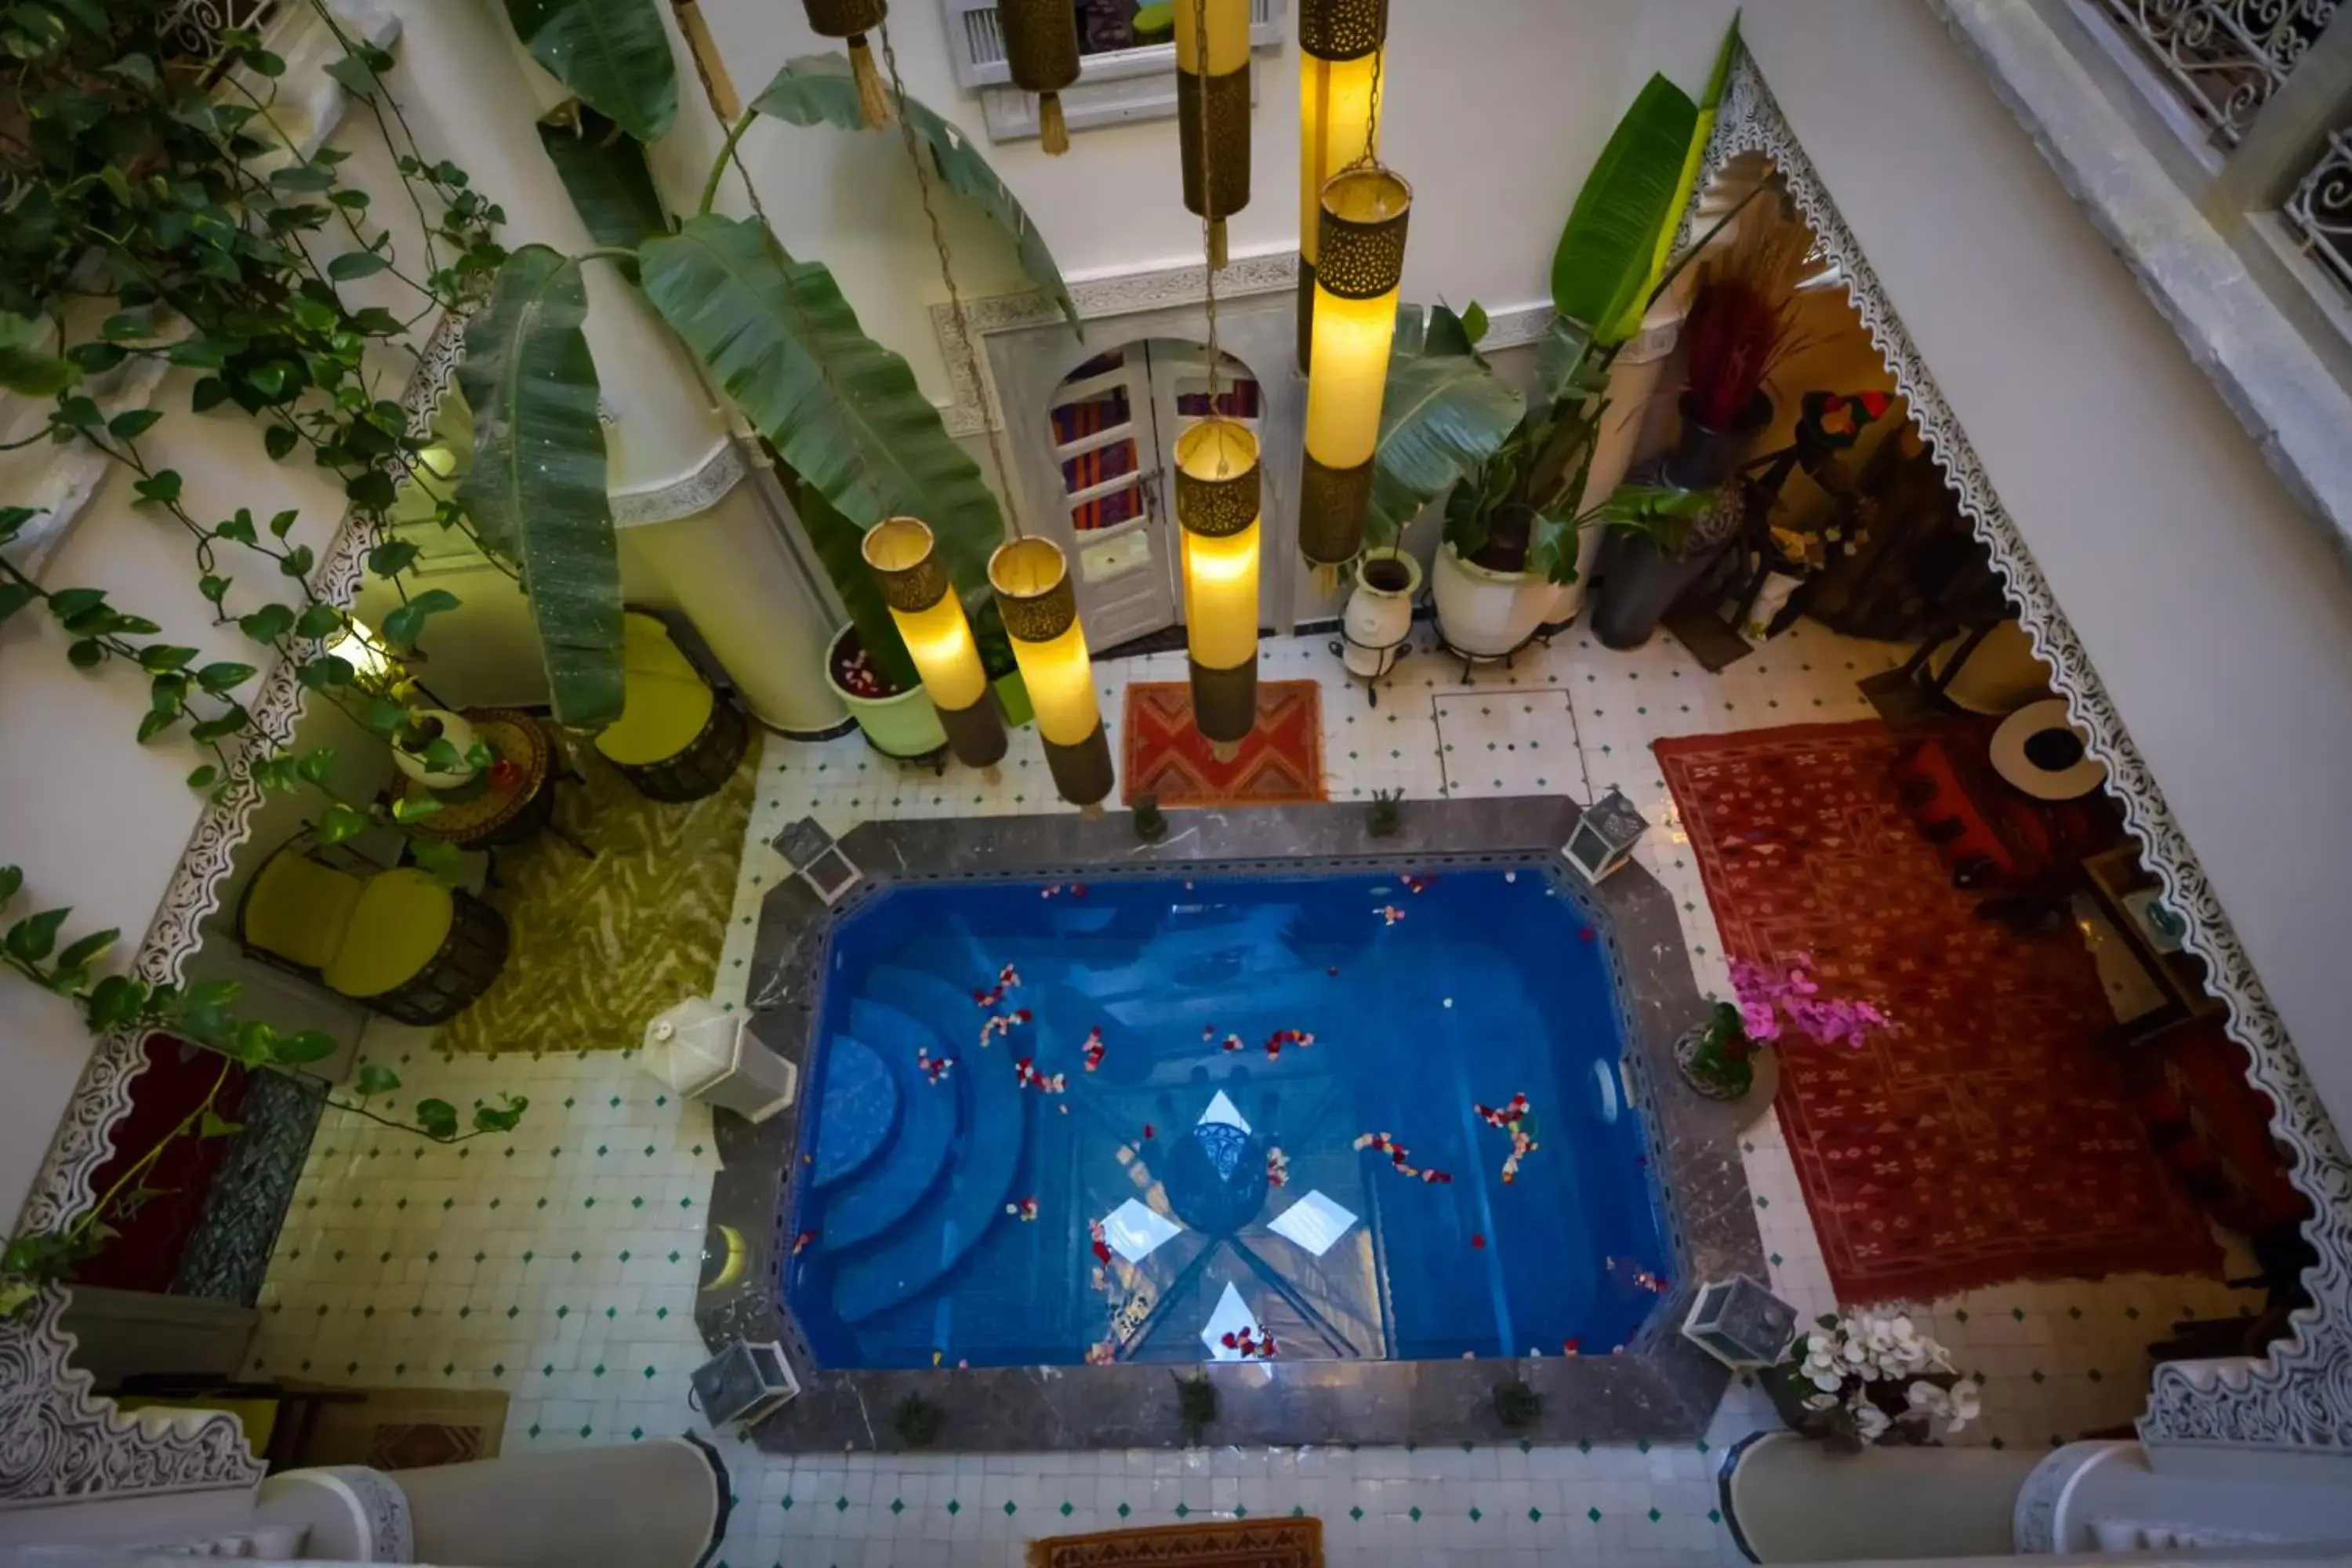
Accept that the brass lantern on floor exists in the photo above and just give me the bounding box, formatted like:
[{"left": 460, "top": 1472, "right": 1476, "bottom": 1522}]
[
  {"left": 989, "top": 537, "right": 1114, "bottom": 808},
  {"left": 1297, "top": 0, "right": 1387, "bottom": 374},
  {"left": 1176, "top": 417, "right": 1261, "bottom": 752},
  {"left": 1176, "top": 0, "right": 1250, "bottom": 269},
  {"left": 862, "top": 517, "right": 1006, "bottom": 770},
  {"left": 1301, "top": 164, "right": 1411, "bottom": 568},
  {"left": 803, "top": 0, "right": 890, "bottom": 126},
  {"left": 998, "top": 0, "right": 1082, "bottom": 154}
]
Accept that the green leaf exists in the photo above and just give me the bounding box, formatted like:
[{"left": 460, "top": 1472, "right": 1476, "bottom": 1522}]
[
  {"left": 409, "top": 837, "right": 467, "bottom": 889},
  {"left": 148, "top": 671, "right": 187, "bottom": 713},
  {"left": 107, "top": 408, "right": 162, "bottom": 441},
  {"left": 0, "top": 311, "right": 74, "bottom": 397},
  {"left": 381, "top": 590, "right": 460, "bottom": 652},
  {"left": 103, "top": 52, "right": 158, "bottom": 85},
  {"left": 347, "top": 468, "right": 396, "bottom": 511},
  {"left": 473, "top": 1094, "right": 528, "bottom": 1134},
  {"left": 132, "top": 470, "right": 183, "bottom": 506},
  {"left": 66, "top": 638, "right": 104, "bottom": 669},
  {"left": 0, "top": 505, "right": 38, "bottom": 543},
  {"left": 415, "top": 1097, "right": 461, "bottom": 1140},
  {"left": 55, "top": 927, "right": 116, "bottom": 973},
  {"left": 750, "top": 55, "right": 1076, "bottom": 328},
  {"left": 272, "top": 1029, "right": 337, "bottom": 1065},
  {"left": 0, "top": 866, "right": 20, "bottom": 904},
  {"left": 323, "top": 50, "right": 383, "bottom": 97},
  {"left": 316, "top": 801, "right": 371, "bottom": 845},
  {"left": 296, "top": 604, "right": 343, "bottom": 639},
  {"left": 195, "top": 661, "right": 258, "bottom": 694},
  {"left": 640, "top": 215, "right": 1004, "bottom": 595},
  {"left": 1610, "top": 12, "right": 1743, "bottom": 343},
  {"left": 328, "top": 249, "right": 390, "bottom": 281},
  {"left": 354, "top": 1062, "right": 401, "bottom": 1096},
  {"left": 366, "top": 539, "right": 420, "bottom": 578},
  {"left": 198, "top": 574, "right": 231, "bottom": 604},
  {"left": 85, "top": 973, "right": 150, "bottom": 1029},
  {"left": 1534, "top": 317, "right": 1602, "bottom": 407},
  {"left": 1367, "top": 309, "right": 1527, "bottom": 540},
  {"left": 263, "top": 423, "right": 297, "bottom": 460},
  {"left": 503, "top": 0, "right": 678, "bottom": 143},
  {"left": 1459, "top": 302, "right": 1490, "bottom": 347},
  {"left": 189, "top": 706, "right": 252, "bottom": 743},
  {"left": 298, "top": 654, "right": 355, "bottom": 690},
  {"left": 198, "top": 1109, "right": 246, "bottom": 1138},
  {"left": 793, "top": 470, "right": 916, "bottom": 692},
  {"left": 135, "top": 708, "right": 178, "bottom": 743},
  {"left": 278, "top": 543, "right": 316, "bottom": 578},
  {"left": 296, "top": 746, "right": 336, "bottom": 786},
  {"left": 136, "top": 644, "right": 195, "bottom": 672},
  {"left": 1550, "top": 74, "right": 1698, "bottom": 345},
  {"left": 538, "top": 107, "right": 670, "bottom": 274},
  {"left": 5, "top": 907, "right": 71, "bottom": 962},
  {"left": 456, "top": 247, "right": 624, "bottom": 728},
  {"left": 0, "top": 583, "right": 34, "bottom": 626},
  {"left": 186, "top": 764, "right": 220, "bottom": 790},
  {"left": 239, "top": 603, "right": 296, "bottom": 643},
  {"left": 215, "top": 509, "right": 258, "bottom": 546},
  {"left": 392, "top": 794, "right": 445, "bottom": 824}
]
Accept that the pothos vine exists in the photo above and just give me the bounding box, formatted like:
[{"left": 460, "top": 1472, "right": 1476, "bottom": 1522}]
[{"left": 0, "top": 0, "right": 532, "bottom": 1312}]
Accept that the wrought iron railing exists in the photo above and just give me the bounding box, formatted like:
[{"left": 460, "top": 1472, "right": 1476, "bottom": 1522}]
[
  {"left": 2285, "top": 122, "right": 2352, "bottom": 285},
  {"left": 2092, "top": 0, "right": 2337, "bottom": 146}
]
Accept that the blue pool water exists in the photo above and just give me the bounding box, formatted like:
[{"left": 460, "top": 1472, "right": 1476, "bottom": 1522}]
[{"left": 783, "top": 866, "right": 1671, "bottom": 1369}]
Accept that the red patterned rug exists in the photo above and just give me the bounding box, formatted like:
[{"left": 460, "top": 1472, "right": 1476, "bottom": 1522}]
[
  {"left": 1655, "top": 720, "right": 2220, "bottom": 1304},
  {"left": 1122, "top": 680, "right": 1325, "bottom": 807}
]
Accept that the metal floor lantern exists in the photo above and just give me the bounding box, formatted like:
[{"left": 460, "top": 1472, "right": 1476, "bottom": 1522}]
[
  {"left": 862, "top": 517, "right": 1007, "bottom": 772},
  {"left": 1177, "top": 416, "right": 1263, "bottom": 756},
  {"left": 991, "top": 536, "right": 1115, "bottom": 809},
  {"left": 1297, "top": 0, "right": 1388, "bottom": 373},
  {"left": 1563, "top": 787, "right": 1650, "bottom": 884},
  {"left": 998, "top": 0, "right": 1083, "bottom": 154},
  {"left": 1301, "top": 164, "right": 1411, "bottom": 568},
  {"left": 1681, "top": 1276, "right": 1800, "bottom": 1371},
  {"left": 1175, "top": 0, "right": 1251, "bottom": 269}
]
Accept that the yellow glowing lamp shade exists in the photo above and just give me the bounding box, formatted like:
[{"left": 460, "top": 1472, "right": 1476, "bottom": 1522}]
[
  {"left": 1301, "top": 164, "right": 1411, "bottom": 567},
  {"left": 1300, "top": 51, "right": 1380, "bottom": 268},
  {"left": 1175, "top": 419, "right": 1261, "bottom": 673},
  {"left": 988, "top": 538, "right": 1098, "bottom": 749},
  {"left": 861, "top": 518, "right": 985, "bottom": 711},
  {"left": 1174, "top": 0, "right": 1249, "bottom": 75}
]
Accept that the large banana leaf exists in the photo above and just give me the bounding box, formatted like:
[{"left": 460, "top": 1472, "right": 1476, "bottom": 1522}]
[
  {"left": 505, "top": 0, "right": 678, "bottom": 144},
  {"left": 539, "top": 106, "right": 673, "bottom": 277},
  {"left": 1606, "top": 14, "right": 1743, "bottom": 342},
  {"left": 1534, "top": 316, "right": 1600, "bottom": 408},
  {"left": 1550, "top": 74, "right": 1697, "bottom": 345},
  {"left": 1367, "top": 306, "right": 1526, "bottom": 540},
  {"left": 747, "top": 54, "right": 1077, "bottom": 330},
  {"left": 637, "top": 214, "right": 1004, "bottom": 592},
  {"left": 456, "top": 245, "right": 625, "bottom": 728}
]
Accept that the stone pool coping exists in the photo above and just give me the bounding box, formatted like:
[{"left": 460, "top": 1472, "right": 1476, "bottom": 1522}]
[{"left": 698, "top": 797, "right": 1765, "bottom": 1452}]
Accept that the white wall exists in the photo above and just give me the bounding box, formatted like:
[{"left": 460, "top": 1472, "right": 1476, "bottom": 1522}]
[
  {"left": 1637, "top": 0, "right": 2352, "bottom": 1138},
  {"left": 688, "top": 0, "right": 1652, "bottom": 401}
]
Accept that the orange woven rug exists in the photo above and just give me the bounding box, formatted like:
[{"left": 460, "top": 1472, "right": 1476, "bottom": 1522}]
[
  {"left": 1121, "top": 680, "right": 1325, "bottom": 807},
  {"left": 1029, "top": 1517, "right": 1323, "bottom": 1567},
  {"left": 1655, "top": 720, "right": 2220, "bottom": 1304}
]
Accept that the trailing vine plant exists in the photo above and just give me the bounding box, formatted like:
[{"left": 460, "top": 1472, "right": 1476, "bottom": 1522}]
[{"left": 0, "top": 0, "right": 536, "bottom": 1313}]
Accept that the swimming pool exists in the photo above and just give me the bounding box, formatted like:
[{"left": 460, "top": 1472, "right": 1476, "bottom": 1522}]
[{"left": 783, "top": 863, "right": 1671, "bottom": 1370}]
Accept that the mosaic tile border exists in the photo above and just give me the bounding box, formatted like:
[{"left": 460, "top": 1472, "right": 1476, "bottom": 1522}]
[{"left": 699, "top": 797, "right": 1761, "bottom": 1452}]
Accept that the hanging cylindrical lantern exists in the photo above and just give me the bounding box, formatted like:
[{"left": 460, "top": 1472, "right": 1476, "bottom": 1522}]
[
  {"left": 998, "top": 0, "right": 1082, "bottom": 155},
  {"left": 1175, "top": 417, "right": 1261, "bottom": 753},
  {"left": 803, "top": 0, "right": 890, "bottom": 127},
  {"left": 862, "top": 517, "right": 1006, "bottom": 770},
  {"left": 1175, "top": 0, "right": 1250, "bottom": 270},
  {"left": 1297, "top": 0, "right": 1387, "bottom": 375},
  {"left": 1300, "top": 164, "right": 1410, "bottom": 568},
  {"left": 989, "top": 537, "right": 1113, "bottom": 808}
]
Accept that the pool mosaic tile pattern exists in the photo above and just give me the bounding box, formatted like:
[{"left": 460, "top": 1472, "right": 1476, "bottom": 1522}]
[{"left": 251, "top": 622, "right": 2261, "bottom": 1566}]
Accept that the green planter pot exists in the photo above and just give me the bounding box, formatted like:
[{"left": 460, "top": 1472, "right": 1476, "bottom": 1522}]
[
  {"left": 827, "top": 626, "right": 948, "bottom": 760},
  {"left": 992, "top": 667, "right": 1034, "bottom": 728}
]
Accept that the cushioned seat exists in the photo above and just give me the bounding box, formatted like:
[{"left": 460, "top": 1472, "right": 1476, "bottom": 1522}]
[
  {"left": 593, "top": 611, "right": 748, "bottom": 802},
  {"left": 239, "top": 844, "right": 509, "bottom": 1027}
]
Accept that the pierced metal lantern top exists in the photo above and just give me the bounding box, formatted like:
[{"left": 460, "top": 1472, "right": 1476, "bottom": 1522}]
[
  {"left": 1316, "top": 165, "right": 1412, "bottom": 300},
  {"left": 989, "top": 536, "right": 1080, "bottom": 644},
  {"left": 1581, "top": 787, "right": 1650, "bottom": 851},
  {"left": 1174, "top": 418, "right": 1261, "bottom": 539},
  {"left": 770, "top": 815, "right": 836, "bottom": 871},
  {"left": 1300, "top": 0, "right": 1388, "bottom": 61},
  {"left": 802, "top": 0, "right": 884, "bottom": 38},
  {"left": 1682, "top": 1275, "right": 1799, "bottom": 1369},
  {"left": 861, "top": 517, "right": 951, "bottom": 614}
]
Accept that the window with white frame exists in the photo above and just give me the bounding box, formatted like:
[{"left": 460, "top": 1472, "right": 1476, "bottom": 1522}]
[{"left": 938, "top": 0, "right": 1287, "bottom": 146}]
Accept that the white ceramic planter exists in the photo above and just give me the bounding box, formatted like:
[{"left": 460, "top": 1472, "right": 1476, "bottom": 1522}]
[
  {"left": 1432, "top": 544, "right": 1549, "bottom": 658},
  {"left": 1545, "top": 293, "right": 1688, "bottom": 626},
  {"left": 1341, "top": 547, "right": 1421, "bottom": 677},
  {"left": 390, "top": 709, "right": 482, "bottom": 789},
  {"left": 826, "top": 628, "right": 948, "bottom": 760}
]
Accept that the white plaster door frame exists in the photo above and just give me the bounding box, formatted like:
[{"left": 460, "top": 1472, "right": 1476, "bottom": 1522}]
[{"left": 972, "top": 266, "right": 1306, "bottom": 648}]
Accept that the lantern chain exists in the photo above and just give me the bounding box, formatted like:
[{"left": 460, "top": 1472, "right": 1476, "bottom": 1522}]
[
  {"left": 879, "top": 16, "right": 1029, "bottom": 539},
  {"left": 1353, "top": 41, "right": 1385, "bottom": 170},
  {"left": 1190, "top": 0, "right": 1228, "bottom": 445}
]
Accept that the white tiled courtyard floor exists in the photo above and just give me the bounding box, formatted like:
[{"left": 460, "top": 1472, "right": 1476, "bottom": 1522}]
[{"left": 252, "top": 619, "right": 2257, "bottom": 1568}]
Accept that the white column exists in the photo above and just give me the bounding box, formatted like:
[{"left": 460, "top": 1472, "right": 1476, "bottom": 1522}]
[{"left": 1548, "top": 292, "right": 1687, "bottom": 626}]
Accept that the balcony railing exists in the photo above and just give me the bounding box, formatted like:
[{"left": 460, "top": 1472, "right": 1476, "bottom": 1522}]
[{"left": 2286, "top": 123, "right": 2352, "bottom": 289}]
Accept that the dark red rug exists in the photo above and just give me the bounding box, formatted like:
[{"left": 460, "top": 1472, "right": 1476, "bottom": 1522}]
[
  {"left": 1121, "top": 680, "right": 1324, "bottom": 807},
  {"left": 1655, "top": 720, "right": 2220, "bottom": 1303}
]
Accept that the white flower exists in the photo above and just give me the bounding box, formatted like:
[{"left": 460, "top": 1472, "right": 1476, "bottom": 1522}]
[
  {"left": 1905, "top": 1381, "right": 1952, "bottom": 1421},
  {"left": 1842, "top": 1336, "right": 1868, "bottom": 1365},
  {"left": 1947, "top": 1381, "right": 1981, "bottom": 1432},
  {"left": 1849, "top": 1399, "right": 1891, "bottom": 1443},
  {"left": 1802, "top": 1392, "right": 1838, "bottom": 1412},
  {"left": 1809, "top": 1366, "right": 1845, "bottom": 1393}
]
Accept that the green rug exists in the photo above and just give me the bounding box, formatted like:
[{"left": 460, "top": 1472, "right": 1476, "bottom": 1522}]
[{"left": 439, "top": 741, "right": 757, "bottom": 1055}]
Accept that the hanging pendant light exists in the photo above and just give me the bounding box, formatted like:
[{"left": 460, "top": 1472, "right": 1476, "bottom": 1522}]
[
  {"left": 862, "top": 517, "right": 1006, "bottom": 770},
  {"left": 998, "top": 0, "right": 1082, "bottom": 155},
  {"left": 1300, "top": 164, "right": 1411, "bottom": 568},
  {"left": 804, "top": 0, "right": 890, "bottom": 127},
  {"left": 1176, "top": 416, "right": 1261, "bottom": 757},
  {"left": 989, "top": 537, "right": 1114, "bottom": 809},
  {"left": 1297, "top": 0, "right": 1387, "bottom": 375},
  {"left": 1175, "top": 0, "right": 1250, "bottom": 270}
]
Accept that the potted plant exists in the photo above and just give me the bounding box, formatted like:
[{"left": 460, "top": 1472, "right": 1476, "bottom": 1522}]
[
  {"left": 1586, "top": 482, "right": 1745, "bottom": 651},
  {"left": 1679, "top": 952, "right": 1891, "bottom": 1102},
  {"left": 390, "top": 709, "right": 490, "bottom": 791},
  {"left": 1341, "top": 543, "right": 1421, "bottom": 678},
  {"left": 1762, "top": 1310, "right": 1982, "bottom": 1452}
]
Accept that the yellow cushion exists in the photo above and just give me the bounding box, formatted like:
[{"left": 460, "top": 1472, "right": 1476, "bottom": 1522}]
[
  {"left": 323, "top": 869, "right": 456, "bottom": 999},
  {"left": 594, "top": 612, "right": 714, "bottom": 767},
  {"left": 245, "top": 852, "right": 362, "bottom": 971}
]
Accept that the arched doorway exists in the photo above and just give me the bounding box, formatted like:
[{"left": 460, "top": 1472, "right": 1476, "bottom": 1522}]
[{"left": 1040, "top": 339, "right": 1265, "bottom": 649}]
